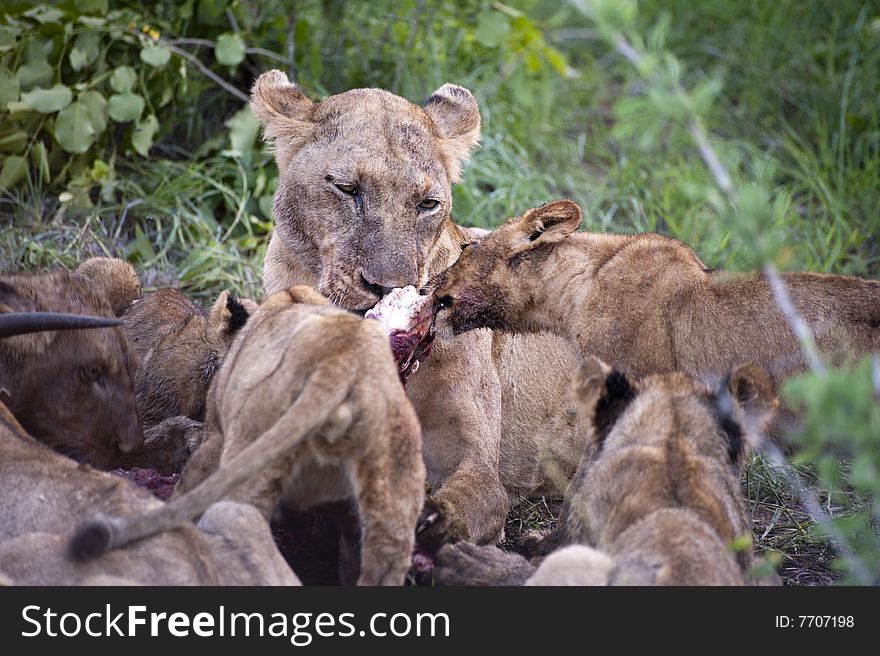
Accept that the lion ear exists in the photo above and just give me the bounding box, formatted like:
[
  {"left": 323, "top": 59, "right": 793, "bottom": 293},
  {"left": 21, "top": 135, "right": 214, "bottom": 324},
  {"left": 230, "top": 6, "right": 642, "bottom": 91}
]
[
  {"left": 575, "top": 357, "right": 635, "bottom": 452},
  {"left": 75, "top": 257, "right": 141, "bottom": 315},
  {"left": 574, "top": 357, "right": 609, "bottom": 409},
  {"left": 719, "top": 364, "right": 778, "bottom": 460},
  {"left": 510, "top": 200, "right": 582, "bottom": 255},
  {"left": 208, "top": 291, "right": 254, "bottom": 341},
  {"left": 424, "top": 84, "right": 481, "bottom": 183},
  {"left": 250, "top": 70, "right": 315, "bottom": 147}
]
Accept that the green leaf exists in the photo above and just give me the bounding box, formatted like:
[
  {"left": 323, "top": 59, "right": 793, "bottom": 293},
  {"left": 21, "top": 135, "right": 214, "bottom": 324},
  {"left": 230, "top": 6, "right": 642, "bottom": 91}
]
[
  {"left": 75, "top": 0, "right": 109, "bottom": 13},
  {"left": 5, "top": 101, "right": 34, "bottom": 119},
  {"left": 140, "top": 44, "right": 171, "bottom": 68},
  {"left": 258, "top": 195, "right": 273, "bottom": 220},
  {"left": 0, "top": 129, "right": 27, "bottom": 154},
  {"left": 30, "top": 140, "right": 50, "bottom": 181},
  {"left": 473, "top": 11, "right": 510, "bottom": 48},
  {"left": 544, "top": 47, "right": 574, "bottom": 78},
  {"left": 21, "top": 85, "right": 72, "bottom": 113},
  {"left": 197, "top": 0, "right": 227, "bottom": 24},
  {"left": 0, "top": 67, "right": 20, "bottom": 107},
  {"left": 110, "top": 66, "right": 137, "bottom": 94},
  {"left": 54, "top": 101, "right": 97, "bottom": 154},
  {"left": 215, "top": 33, "right": 245, "bottom": 66},
  {"left": 16, "top": 59, "right": 53, "bottom": 91},
  {"left": 0, "top": 155, "right": 27, "bottom": 191},
  {"left": 79, "top": 90, "right": 107, "bottom": 134},
  {"left": 131, "top": 114, "right": 159, "bottom": 157},
  {"left": 225, "top": 107, "right": 259, "bottom": 155},
  {"left": 78, "top": 16, "right": 106, "bottom": 28},
  {"left": 108, "top": 93, "right": 144, "bottom": 122},
  {"left": 127, "top": 224, "right": 157, "bottom": 263},
  {"left": 0, "top": 26, "right": 18, "bottom": 52},
  {"left": 69, "top": 32, "right": 102, "bottom": 72},
  {"left": 23, "top": 6, "right": 64, "bottom": 24}
]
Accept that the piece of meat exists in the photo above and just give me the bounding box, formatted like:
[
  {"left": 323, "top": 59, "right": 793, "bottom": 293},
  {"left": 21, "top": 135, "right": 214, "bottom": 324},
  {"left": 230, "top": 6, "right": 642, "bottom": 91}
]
[
  {"left": 365, "top": 286, "right": 435, "bottom": 385},
  {"left": 110, "top": 467, "right": 179, "bottom": 501}
]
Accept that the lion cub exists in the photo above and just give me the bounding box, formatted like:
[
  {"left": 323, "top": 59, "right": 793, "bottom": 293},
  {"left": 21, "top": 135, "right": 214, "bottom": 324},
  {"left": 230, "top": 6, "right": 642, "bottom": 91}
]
[
  {"left": 121, "top": 288, "right": 255, "bottom": 426},
  {"left": 435, "top": 358, "right": 777, "bottom": 585},
  {"left": 433, "top": 199, "right": 880, "bottom": 385},
  {"left": 70, "top": 286, "right": 427, "bottom": 586}
]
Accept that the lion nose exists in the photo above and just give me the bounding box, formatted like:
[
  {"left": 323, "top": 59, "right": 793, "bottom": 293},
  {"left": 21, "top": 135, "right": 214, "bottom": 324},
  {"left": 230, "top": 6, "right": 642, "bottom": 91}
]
[{"left": 117, "top": 422, "right": 144, "bottom": 454}]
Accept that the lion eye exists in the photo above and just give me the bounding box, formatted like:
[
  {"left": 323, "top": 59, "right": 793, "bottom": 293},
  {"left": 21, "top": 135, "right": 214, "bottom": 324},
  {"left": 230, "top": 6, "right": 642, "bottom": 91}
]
[
  {"left": 418, "top": 198, "right": 440, "bottom": 211},
  {"left": 80, "top": 365, "right": 104, "bottom": 385},
  {"left": 335, "top": 182, "right": 358, "bottom": 195}
]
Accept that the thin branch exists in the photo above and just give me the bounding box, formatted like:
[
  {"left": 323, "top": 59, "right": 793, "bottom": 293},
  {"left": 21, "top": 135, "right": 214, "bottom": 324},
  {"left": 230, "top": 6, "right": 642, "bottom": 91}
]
[
  {"left": 246, "top": 47, "right": 291, "bottom": 65},
  {"left": 610, "top": 26, "right": 825, "bottom": 377},
  {"left": 167, "top": 38, "right": 214, "bottom": 48},
  {"left": 226, "top": 8, "right": 240, "bottom": 34},
  {"left": 762, "top": 444, "right": 873, "bottom": 584},
  {"left": 687, "top": 118, "right": 735, "bottom": 200},
  {"left": 168, "top": 38, "right": 290, "bottom": 65},
  {"left": 286, "top": 4, "right": 297, "bottom": 80},
  {"left": 763, "top": 263, "right": 826, "bottom": 375},
  {"left": 612, "top": 33, "right": 643, "bottom": 69},
  {"left": 131, "top": 31, "right": 250, "bottom": 103},
  {"left": 599, "top": 15, "right": 877, "bottom": 582}
]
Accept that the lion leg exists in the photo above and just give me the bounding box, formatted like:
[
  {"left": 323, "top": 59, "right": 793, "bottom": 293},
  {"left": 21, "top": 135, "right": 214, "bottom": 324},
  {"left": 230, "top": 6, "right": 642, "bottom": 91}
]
[
  {"left": 407, "top": 333, "right": 509, "bottom": 548},
  {"left": 324, "top": 499, "right": 362, "bottom": 586},
  {"left": 416, "top": 463, "right": 509, "bottom": 553},
  {"left": 350, "top": 453, "right": 419, "bottom": 586}
]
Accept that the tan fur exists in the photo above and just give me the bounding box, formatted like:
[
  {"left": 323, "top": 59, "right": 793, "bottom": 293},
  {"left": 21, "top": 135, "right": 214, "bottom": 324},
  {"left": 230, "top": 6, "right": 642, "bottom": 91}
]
[
  {"left": 0, "top": 401, "right": 297, "bottom": 585},
  {"left": 252, "top": 71, "right": 588, "bottom": 547},
  {"left": 75, "top": 257, "right": 141, "bottom": 315},
  {"left": 0, "top": 259, "right": 143, "bottom": 467},
  {"left": 524, "top": 545, "right": 616, "bottom": 586},
  {"left": 560, "top": 359, "right": 775, "bottom": 585},
  {"left": 122, "top": 288, "right": 256, "bottom": 426},
  {"left": 435, "top": 360, "right": 776, "bottom": 586},
  {"left": 434, "top": 199, "right": 880, "bottom": 403},
  {"left": 71, "top": 287, "right": 426, "bottom": 586}
]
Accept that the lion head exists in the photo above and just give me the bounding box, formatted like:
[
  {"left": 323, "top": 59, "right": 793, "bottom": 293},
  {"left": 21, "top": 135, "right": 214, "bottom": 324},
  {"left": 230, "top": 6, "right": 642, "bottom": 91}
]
[{"left": 251, "top": 70, "right": 480, "bottom": 310}]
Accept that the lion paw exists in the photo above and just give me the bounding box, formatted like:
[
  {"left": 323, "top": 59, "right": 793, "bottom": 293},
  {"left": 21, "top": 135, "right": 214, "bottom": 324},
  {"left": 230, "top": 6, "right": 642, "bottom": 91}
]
[{"left": 415, "top": 494, "right": 471, "bottom": 554}]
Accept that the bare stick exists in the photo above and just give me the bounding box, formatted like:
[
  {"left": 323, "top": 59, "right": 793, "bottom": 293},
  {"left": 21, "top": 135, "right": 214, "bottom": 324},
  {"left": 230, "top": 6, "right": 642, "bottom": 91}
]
[
  {"left": 169, "top": 38, "right": 290, "bottom": 65},
  {"left": 610, "top": 25, "right": 827, "bottom": 377},
  {"left": 226, "top": 8, "right": 240, "bottom": 33},
  {"left": 762, "top": 444, "right": 872, "bottom": 584},
  {"left": 131, "top": 31, "right": 249, "bottom": 103},
  {"left": 286, "top": 3, "right": 297, "bottom": 80},
  {"left": 763, "top": 263, "right": 826, "bottom": 374},
  {"left": 599, "top": 15, "right": 876, "bottom": 582},
  {"left": 161, "top": 43, "right": 249, "bottom": 103}
]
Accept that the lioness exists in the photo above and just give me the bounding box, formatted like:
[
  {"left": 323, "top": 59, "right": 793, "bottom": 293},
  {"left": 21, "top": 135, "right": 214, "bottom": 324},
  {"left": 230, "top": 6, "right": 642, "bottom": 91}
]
[
  {"left": 0, "top": 258, "right": 143, "bottom": 467},
  {"left": 250, "top": 70, "right": 588, "bottom": 547},
  {"left": 70, "top": 286, "right": 427, "bottom": 586},
  {"left": 433, "top": 199, "right": 880, "bottom": 389},
  {"left": 434, "top": 358, "right": 777, "bottom": 586}
]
